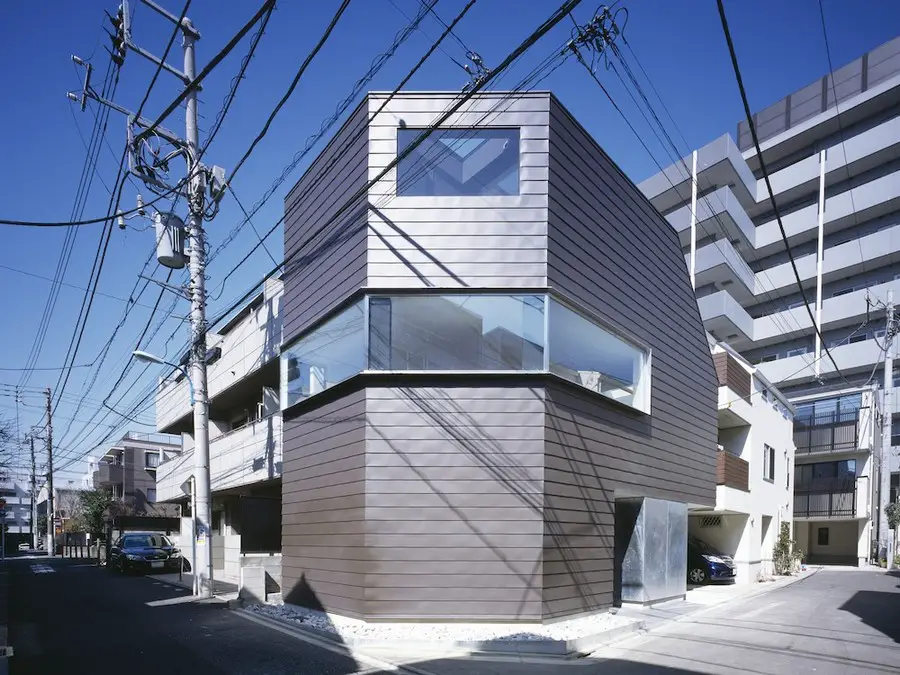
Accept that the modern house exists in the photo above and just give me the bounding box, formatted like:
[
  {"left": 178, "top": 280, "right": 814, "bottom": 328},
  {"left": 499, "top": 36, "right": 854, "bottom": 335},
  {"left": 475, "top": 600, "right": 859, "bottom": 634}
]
[
  {"left": 691, "top": 340, "right": 795, "bottom": 582},
  {"left": 276, "top": 91, "right": 718, "bottom": 622},
  {"left": 93, "top": 432, "right": 182, "bottom": 515},
  {"left": 640, "top": 35, "right": 900, "bottom": 563},
  {"left": 154, "top": 277, "right": 283, "bottom": 587},
  {"left": 0, "top": 481, "right": 33, "bottom": 551}
]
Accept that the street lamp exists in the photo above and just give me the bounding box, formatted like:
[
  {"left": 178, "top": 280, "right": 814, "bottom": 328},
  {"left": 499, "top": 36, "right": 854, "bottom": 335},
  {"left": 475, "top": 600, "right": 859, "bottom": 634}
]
[
  {"left": 133, "top": 349, "right": 209, "bottom": 597},
  {"left": 133, "top": 350, "right": 194, "bottom": 405}
]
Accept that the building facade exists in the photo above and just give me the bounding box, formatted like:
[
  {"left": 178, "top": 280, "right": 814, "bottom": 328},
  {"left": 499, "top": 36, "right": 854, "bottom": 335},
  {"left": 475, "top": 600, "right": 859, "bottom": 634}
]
[
  {"left": 692, "top": 341, "right": 795, "bottom": 582},
  {"left": 154, "top": 277, "right": 283, "bottom": 587},
  {"left": 1, "top": 481, "right": 33, "bottom": 551},
  {"left": 641, "top": 36, "right": 900, "bottom": 563},
  {"left": 277, "top": 91, "right": 718, "bottom": 622},
  {"left": 93, "top": 432, "right": 182, "bottom": 515}
]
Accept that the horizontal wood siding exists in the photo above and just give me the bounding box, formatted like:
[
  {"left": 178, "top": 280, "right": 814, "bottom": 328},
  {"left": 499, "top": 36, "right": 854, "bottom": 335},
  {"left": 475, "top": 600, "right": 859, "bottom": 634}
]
[
  {"left": 364, "top": 385, "right": 546, "bottom": 620},
  {"left": 716, "top": 450, "right": 750, "bottom": 492},
  {"left": 712, "top": 352, "right": 752, "bottom": 400},
  {"left": 546, "top": 96, "right": 718, "bottom": 508},
  {"left": 281, "top": 390, "right": 367, "bottom": 618},
  {"left": 365, "top": 93, "right": 550, "bottom": 289},
  {"left": 282, "top": 101, "right": 369, "bottom": 344}
]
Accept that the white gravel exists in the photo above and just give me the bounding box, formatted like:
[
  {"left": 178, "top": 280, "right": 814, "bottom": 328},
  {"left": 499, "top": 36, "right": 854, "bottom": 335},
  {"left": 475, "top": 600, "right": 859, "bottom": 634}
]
[{"left": 245, "top": 602, "right": 635, "bottom": 643}]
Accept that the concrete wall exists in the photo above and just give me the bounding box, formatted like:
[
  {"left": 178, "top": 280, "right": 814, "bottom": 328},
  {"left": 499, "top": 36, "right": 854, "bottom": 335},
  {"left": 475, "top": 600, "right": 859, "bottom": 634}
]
[{"left": 804, "top": 520, "right": 863, "bottom": 564}]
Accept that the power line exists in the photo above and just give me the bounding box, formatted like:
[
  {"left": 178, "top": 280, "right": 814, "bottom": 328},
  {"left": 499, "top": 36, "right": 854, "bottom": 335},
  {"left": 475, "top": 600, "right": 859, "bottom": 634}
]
[
  {"left": 226, "top": 185, "right": 278, "bottom": 267},
  {"left": 716, "top": 0, "right": 845, "bottom": 380},
  {"left": 227, "top": 0, "right": 353, "bottom": 186}
]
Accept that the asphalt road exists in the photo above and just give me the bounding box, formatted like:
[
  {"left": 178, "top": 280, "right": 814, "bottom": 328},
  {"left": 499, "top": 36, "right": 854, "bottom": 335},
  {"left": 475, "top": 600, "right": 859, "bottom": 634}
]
[
  {"left": 6, "top": 557, "right": 898, "bottom": 675},
  {"left": 4, "top": 555, "right": 369, "bottom": 675}
]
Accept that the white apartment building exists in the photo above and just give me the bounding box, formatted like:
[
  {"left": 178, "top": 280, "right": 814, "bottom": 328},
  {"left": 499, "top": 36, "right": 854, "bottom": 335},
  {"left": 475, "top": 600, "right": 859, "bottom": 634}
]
[
  {"left": 641, "top": 35, "right": 900, "bottom": 564},
  {"left": 690, "top": 342, "right": 795, "bottom": 582},
  {"left": 153, "top": 276, "right": 282, "bottom": 591},
  {"left": 0, "top": 481, "right": 34, "bottom": 550}
]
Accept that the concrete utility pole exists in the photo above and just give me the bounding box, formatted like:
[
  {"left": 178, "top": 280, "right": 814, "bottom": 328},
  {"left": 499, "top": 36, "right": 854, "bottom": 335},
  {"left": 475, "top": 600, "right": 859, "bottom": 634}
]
[
  {"left": 46, "top": 388, "right": 55, "bottom": 558},
  {"left": 67, "top": 0, "right": 219, "bottom": 597},
  {"left": 881, "top": 290, "right": 895, "bottom": 569},
  {"left": 30, "top": 435, "right": 37, "bottom": 549},
  {"left": 182, "top": 20, "right": 214, "bottom": 599}
]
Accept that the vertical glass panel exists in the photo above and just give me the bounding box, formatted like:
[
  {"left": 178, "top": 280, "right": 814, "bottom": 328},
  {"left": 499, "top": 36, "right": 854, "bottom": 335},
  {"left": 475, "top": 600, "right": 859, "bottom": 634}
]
[
  {"left": 368, "top": 295, "right": 544, "bottom": 371},
  {"left": 397, "top": 128, "right": 520, "bottom": 196},
  {"left": 548, "top": 299, "right": 649, "bottom": 412},
  {"left": 280, "top": 301, "right": 365, "bottom": 409}
]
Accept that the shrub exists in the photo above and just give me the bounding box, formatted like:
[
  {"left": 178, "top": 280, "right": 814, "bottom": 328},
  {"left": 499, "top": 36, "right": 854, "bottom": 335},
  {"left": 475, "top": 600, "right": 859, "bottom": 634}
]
[{"left": 773, "top": 521, "right": 803, "bottom": 575}]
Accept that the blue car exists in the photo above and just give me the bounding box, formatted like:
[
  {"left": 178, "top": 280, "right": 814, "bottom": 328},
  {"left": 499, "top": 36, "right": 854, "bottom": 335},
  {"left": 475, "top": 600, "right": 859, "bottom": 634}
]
[
  {"left": 108, "top": 532, "right": 182, "bottom": 575},
  {"left": 687, "top": 535, "right": 736, "bottom": 584}
]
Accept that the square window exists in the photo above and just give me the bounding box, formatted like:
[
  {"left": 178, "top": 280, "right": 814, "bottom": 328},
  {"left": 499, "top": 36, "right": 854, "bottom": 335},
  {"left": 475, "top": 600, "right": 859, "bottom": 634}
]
[
  {"left": 397, "top": 128, "right": 520, "bottom": 196},
  {"left": 817, "top": 527, "right": 829, "bottom": 546},
  {"left": 145, "top": 452, "right": 160, "bottom": 469},
  {"left": 146, "top": 488, "right": 157, "bottom": 503}
]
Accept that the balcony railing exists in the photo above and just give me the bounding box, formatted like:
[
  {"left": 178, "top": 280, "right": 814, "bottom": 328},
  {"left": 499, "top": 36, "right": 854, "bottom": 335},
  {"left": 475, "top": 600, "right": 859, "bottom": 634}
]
[
  {"left": 793, "top": 413, "right": 859, "bottom": 454},
  {"left": 716, "top": 450, "right": 749, "bottom": 492},
  {"left": 794, "top": 477, "right": 858, "bottom": 518}
]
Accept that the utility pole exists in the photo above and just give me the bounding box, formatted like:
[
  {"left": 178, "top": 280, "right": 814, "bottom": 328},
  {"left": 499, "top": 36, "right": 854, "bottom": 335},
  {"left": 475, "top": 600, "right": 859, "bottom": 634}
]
[
  {"left": 30, "top": 435, "right": 37, "bottom": 549},
  {"left": 46, "top": 388, "right": 55, "bottom": 558},
  {"left": 881, "top": 290, "right": 895, "bottom": 569},
  {"left": 182, "top": 21, "right": 215, "bottom": 599},
  {"left": 67, "top": 0, "right": 222, "bottom": 596}
]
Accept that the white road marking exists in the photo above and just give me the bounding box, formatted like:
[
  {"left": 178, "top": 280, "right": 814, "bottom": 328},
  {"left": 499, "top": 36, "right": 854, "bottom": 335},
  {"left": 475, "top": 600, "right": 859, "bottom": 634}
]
[{"left": 30, "top": 564, "right": 55, "bottom": 574}]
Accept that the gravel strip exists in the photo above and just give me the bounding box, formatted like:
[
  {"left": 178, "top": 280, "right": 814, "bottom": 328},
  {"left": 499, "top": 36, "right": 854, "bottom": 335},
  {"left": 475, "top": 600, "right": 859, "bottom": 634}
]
[{"left": 245, "top": 602, "right": 636, "bottom": 643}]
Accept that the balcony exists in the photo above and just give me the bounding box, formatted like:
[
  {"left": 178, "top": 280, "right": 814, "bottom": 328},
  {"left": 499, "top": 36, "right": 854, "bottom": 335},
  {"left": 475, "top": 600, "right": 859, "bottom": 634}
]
[
  {"left": 716, "top": 450, "right": 749, "bottom": 492},
  {"left": 794, "top": 413, "right": 860, "bottom": 455},
  {"left": 698, "top": 290, "right": 754, "bottom": 343},
  {"left": 666, "top": 185, "right": 755, "bottom": 249},
  {"left": 794, "top": 476, "right": 868, "bottom": 520},
  {"left": 692, "top": 238, "right": 757, "bottom": 301},
  {"left": 156, "top": 414, "right": 282, "bottom": 502},
  {"left": 757, "top": 338, "right": 883, "bottom": 386},
  {"left": 92, "top": 462, "right": 123, "bottom": 488}
]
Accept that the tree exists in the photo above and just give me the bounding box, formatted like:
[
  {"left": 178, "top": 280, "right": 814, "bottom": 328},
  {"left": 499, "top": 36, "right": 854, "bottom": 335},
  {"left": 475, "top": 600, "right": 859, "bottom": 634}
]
[
  {"left": 887, "top": 502, "right": 900, "bottom": 531},
  {"left": 772, "top": 521, "right": 804, "bottom": 575},
  {"left": 78, "top": 487, "right": 115, "bottom": 539}
]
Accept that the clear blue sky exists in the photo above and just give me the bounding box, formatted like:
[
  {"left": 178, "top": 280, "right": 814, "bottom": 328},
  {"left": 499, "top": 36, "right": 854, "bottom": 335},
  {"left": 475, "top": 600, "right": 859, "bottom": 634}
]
[{"left": 1, "top": 0, "right": 898, "bottom": 486}]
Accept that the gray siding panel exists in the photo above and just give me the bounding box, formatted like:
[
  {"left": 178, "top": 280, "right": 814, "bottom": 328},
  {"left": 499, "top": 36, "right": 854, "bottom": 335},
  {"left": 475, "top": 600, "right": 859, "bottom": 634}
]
[
  {"left": 546, "top": 95, "right": 718, "bottom": 505},
  {"left": 282, "top": 101, "right": 369, "bottom": 344},
  {"left": 366, "top": 93, "right": 551, "bottom": 290},
  {"left": 281, "top": 390, "right": 367, "bottom": 617},
  {"left": 364, "top": 385, "right": 546, "bottom": 621}
]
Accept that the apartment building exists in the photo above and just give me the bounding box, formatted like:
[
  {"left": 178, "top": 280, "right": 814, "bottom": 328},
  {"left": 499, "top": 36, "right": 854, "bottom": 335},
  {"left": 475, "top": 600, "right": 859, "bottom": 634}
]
[
  {"left": 93, "top": 432, "right": 182, "bottom": 514},
  {"left": 277, "top": 91, "right": 718, "bottom": 622},
  {"left": 692, "top": 342, "right": 795, "bottom": 582},
  {"left": 154, "top": 277, "right": 283, "bottom": 587},
  {"left": 641, "top": 36, "right": 900, "bottom": 563},
  {"left": 0, "top": 481, "right": 33, "bottom": 551}
]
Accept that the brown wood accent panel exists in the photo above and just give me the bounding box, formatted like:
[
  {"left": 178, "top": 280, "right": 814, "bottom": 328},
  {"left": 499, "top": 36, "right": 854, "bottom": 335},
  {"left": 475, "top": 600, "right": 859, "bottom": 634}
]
[
  {"left": 716, "top": 450, "right": 749, "bottom": 492},
  {"left": 713, "top": 352, "right": 752, "bottom": 399}
]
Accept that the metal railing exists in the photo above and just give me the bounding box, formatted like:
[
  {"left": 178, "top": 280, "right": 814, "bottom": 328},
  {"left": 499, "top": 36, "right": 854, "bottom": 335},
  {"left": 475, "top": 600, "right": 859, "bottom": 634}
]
[
  {"left": 794, "top": 478, "right": 857, "bottom": 518},
  {"left": 793, "top": 412, "right": 859, "bottom": 454}
]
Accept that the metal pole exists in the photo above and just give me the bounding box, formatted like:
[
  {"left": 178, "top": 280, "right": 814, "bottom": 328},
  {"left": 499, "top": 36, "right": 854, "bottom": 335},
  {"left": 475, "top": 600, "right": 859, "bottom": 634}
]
[
  {"left": 689, "top": 150, "right": 698, "bottom": 290},
  {"left": 30, "top": 436, "right": 37, "bottom": 549},
  {"left": 182, "top": 19, "right": 213, "bottom": 599},
  {"left": 46, "top": 388, "right": 55, "bottom": 558},
  {"left": 881, "top": 290, "right": 894, "bottom": 568},
  {"left": 814, "top": 149, "right": 826, "bottom": 377}
]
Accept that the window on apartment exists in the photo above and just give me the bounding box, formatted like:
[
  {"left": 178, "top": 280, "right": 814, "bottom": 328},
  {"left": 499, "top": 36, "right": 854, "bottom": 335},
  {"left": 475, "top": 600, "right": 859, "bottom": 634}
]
[
  {"left": 786, "top": 347, "right": 809, "bottom": 357},
  {"left": 368, "top": 295, "right": 545, "bottom": 371},
  {"left": 145, "top": 452, "right": 160, "bottom": 469},
  {"left": 396, "top": 128, "right": 520, "bottom": 196},
  {"left": 817, "top": 527, "right": 829, "bottom": 546},
  {"left": 847, "top": 334, "right": 868, "bottom": 344},
  {"left": 759, "top": 354, "right": 778, "bottom": 363},
  {"left": 763, "top": 444, "right": 775, "bottom": 482},
  {"left": 280, "top": 301, "right": 366, "bottom": 409},
  {"left": 548, "top": 299, "right": 651, "bottom": 412},
  {"left": 831, "top": 288, "right": 854, "bottom": 298},
  {"left": 146, "top": 488, "right": 157, "bottom": 503}
]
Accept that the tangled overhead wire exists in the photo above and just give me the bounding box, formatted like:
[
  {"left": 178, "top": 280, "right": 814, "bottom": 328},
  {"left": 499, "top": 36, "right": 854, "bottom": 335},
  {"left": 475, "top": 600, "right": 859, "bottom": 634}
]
[
  {"left": 462, "top": 51, "right": 491, "bottom": 92},
  {"left": 565, "top": 3, "right": 628, "bottom": 71}
]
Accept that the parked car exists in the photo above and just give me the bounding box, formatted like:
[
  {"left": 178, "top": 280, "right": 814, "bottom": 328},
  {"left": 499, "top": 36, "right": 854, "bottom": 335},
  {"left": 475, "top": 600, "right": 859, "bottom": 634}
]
[
  {"left": 108, "top": 532, "right": 182, "bottom": 574},
  {"left": 687, "top": 535, "right": 736, "bottom": 584},
  {"left": 17, "top": 542, "right": 31, "bottom": 552}
]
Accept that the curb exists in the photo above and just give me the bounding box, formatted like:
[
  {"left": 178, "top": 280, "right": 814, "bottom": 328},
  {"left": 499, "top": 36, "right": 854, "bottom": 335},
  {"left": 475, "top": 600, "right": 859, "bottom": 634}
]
[{"left": 234, "top": 607, "right": 645, "bottom": 660}]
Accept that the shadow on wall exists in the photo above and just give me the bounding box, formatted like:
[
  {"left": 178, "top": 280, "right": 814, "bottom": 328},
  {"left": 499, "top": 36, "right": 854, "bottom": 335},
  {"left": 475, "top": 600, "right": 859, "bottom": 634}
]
[{"left": 839, "top": 587, "right": 900, "bottom": 643}]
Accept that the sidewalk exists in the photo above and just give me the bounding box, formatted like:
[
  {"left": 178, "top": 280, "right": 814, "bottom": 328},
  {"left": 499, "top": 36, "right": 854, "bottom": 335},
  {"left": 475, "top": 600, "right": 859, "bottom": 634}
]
[
  {"left": 148, "top": 571, "right": 240, "bottom": 597},
  {"left": 613, "top": 567, "right": 821, "bottom": 635}
]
